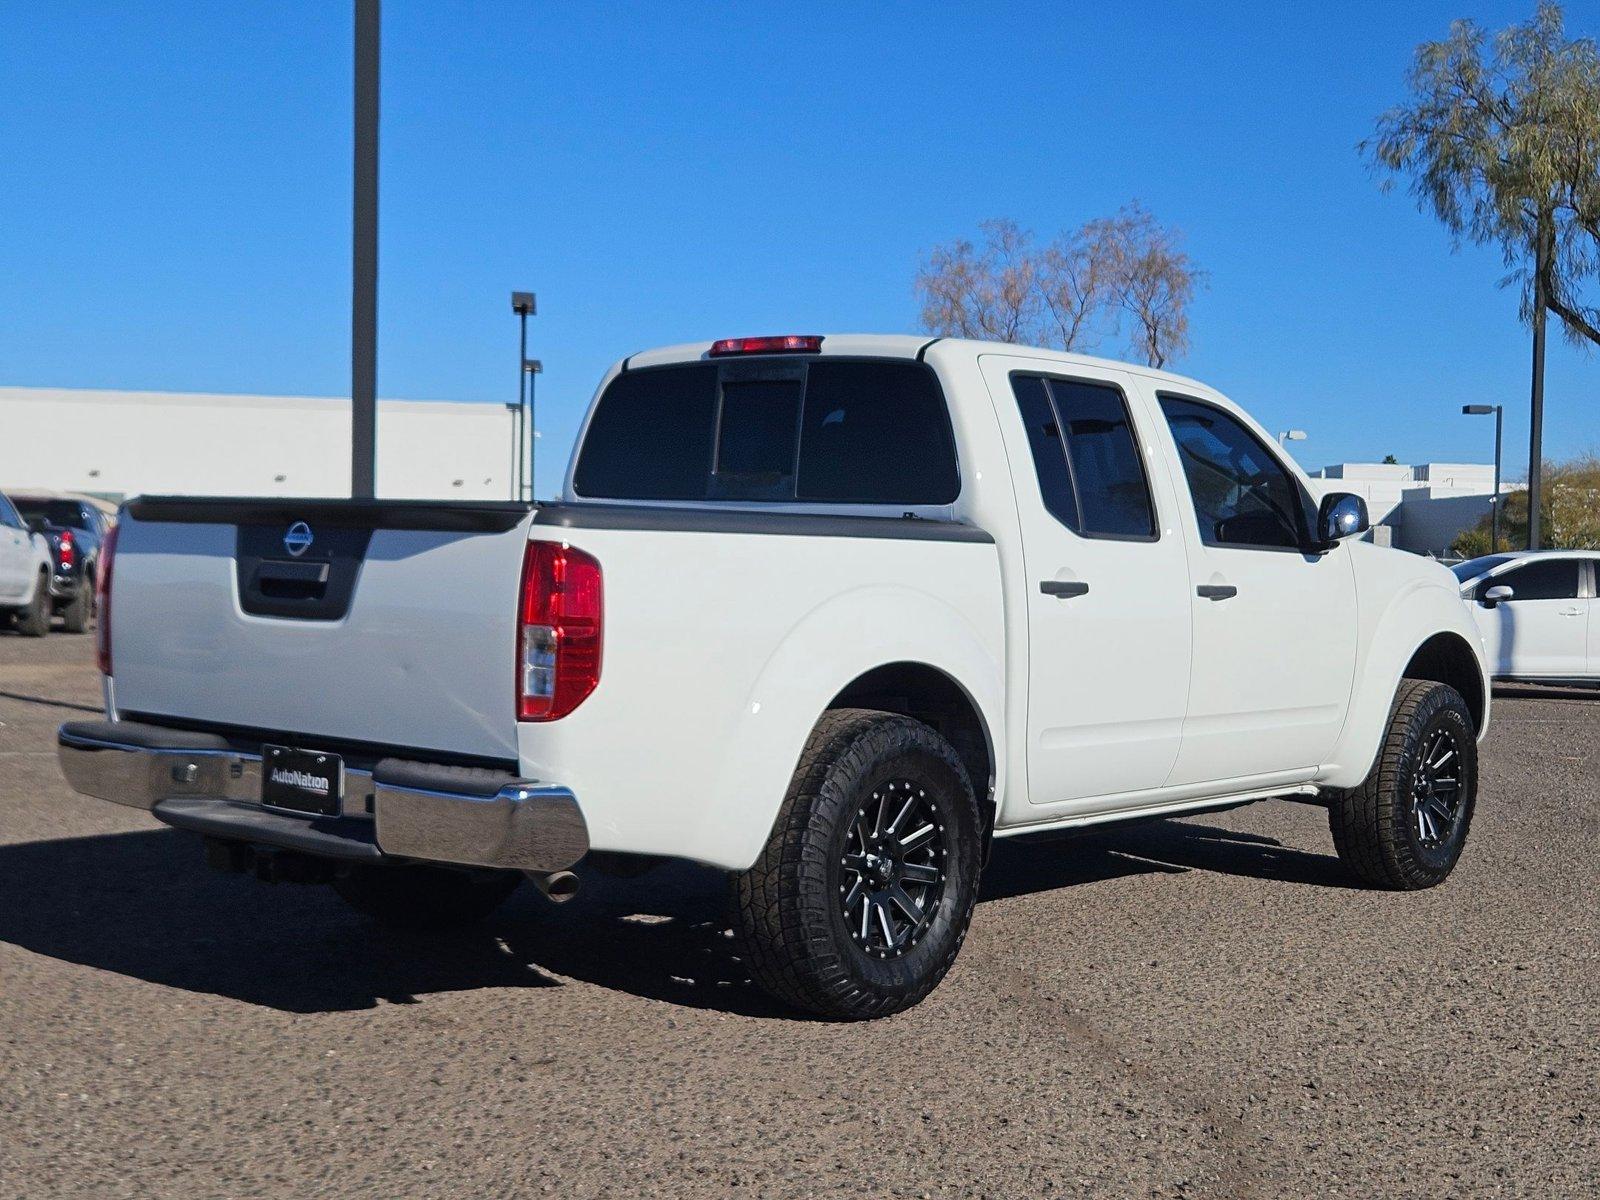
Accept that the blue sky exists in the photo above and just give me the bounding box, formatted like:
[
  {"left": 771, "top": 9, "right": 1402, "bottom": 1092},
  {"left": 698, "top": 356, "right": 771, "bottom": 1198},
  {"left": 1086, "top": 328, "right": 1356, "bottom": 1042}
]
[{"left": 4, "top": 1, "right": 1596, "bottom": 493}]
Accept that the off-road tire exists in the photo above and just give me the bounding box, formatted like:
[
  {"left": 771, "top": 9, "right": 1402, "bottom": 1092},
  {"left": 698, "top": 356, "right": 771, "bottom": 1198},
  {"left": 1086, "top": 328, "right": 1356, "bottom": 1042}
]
[
  {"left": 333, "top": 864, "right": 520, "bottom": 929},
  {"left": 1329, "top": 679, "right": 1477, "bottom": 890},
  {"left": 16, "top": 574, "right": 50, "bottom": 637},
  {"left": 60, "top": 582, "right": 92, "bottom": 634},
  {"left": 732, "top": 708, "right": 983, "bottom": 1020}
]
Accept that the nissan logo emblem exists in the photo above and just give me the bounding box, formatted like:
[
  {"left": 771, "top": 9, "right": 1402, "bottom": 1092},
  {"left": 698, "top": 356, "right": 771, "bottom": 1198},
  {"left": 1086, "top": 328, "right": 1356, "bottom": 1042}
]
[{"left": 283, "top": 521, "right": 314, "bottom": 557}]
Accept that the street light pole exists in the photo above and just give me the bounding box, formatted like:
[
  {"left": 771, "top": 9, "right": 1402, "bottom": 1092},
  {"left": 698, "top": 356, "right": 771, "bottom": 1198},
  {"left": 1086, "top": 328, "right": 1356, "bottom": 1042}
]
[
  {"left": 1462, "top": 404, "right": 1504, "bottom": 553},
  {"left": 524, "top": 357, "right": 542, "bottom": 501},
  {"left": 510, "top": 292, "right": 536, "bottom": 501},
  {"left": 1277, "top": 429, "right": 1307, "bottom": 450},
  {"left": 350, "top": 0, "right": 380, "bottom": 499}
]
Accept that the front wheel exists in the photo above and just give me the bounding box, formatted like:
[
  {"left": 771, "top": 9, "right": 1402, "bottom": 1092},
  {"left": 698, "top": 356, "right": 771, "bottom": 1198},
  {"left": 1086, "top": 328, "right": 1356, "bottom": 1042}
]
[
  {"left": 732, "top": 708, "right": 983, "bottom": 1020},
  {"left": 1328, "top": 679, "right": 1478, "bottom": 890}
]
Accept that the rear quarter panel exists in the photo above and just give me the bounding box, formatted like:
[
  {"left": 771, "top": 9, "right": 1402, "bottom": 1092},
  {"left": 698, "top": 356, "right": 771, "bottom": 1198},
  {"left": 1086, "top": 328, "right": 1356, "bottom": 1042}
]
[{"left": 516, "top": 524, "right": 1005, "bottom": 870}]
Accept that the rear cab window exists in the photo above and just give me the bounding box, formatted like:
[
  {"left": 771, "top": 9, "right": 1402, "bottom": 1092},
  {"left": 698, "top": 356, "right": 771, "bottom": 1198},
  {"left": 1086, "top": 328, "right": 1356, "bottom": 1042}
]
[{"left": 573, "top": 358, "right": 960, "bottom": 506}]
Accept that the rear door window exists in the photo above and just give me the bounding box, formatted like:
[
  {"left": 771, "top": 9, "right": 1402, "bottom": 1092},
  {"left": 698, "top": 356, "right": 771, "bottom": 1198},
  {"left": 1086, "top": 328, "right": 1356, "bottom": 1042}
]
[
  {"left": 1009, "top": 374, "right": 1157, "bottom": 539},
  {"left": 574, "top": 359, "right": 959, "bottom": 505}
]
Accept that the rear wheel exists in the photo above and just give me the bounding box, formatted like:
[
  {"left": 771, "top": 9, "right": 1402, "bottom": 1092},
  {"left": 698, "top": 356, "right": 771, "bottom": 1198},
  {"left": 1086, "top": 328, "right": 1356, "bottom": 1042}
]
[
  {"left": 1329, "top": 679, "right": 1477, "bottom": 890},
  {"left": 60, "top": 582, "right": 92, "bottom": 634},
  {"left": 15, "top": 574, "right": 50, "bottom": 637},
  {"left": 333, "top": 864, "right": 520, "bottom": 928},
  {"left": 732, "top": 708, "right": 983, "bottom": 1020}
]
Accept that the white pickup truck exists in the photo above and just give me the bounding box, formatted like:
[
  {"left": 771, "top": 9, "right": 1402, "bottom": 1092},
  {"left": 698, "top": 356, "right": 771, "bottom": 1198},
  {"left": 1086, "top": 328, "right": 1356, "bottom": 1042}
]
[{"left": 59, "top": 334, "right": 1491, "bottom": 1019}]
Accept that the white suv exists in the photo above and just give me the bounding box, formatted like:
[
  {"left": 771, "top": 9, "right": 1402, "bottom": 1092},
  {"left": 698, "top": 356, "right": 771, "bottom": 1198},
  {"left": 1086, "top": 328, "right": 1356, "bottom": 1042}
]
[
  {"left": 0, "top": 490, "right": 53, "bottom": 637},
  {"left": 1453, "top": 551, "right": 1598, "bottom": 686}
]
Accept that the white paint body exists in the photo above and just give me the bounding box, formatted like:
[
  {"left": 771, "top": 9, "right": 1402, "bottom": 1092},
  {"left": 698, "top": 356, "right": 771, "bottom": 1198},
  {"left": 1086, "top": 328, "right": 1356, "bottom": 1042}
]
[
  {"left": 106, "top": 336, "right": 1492, "bottom": 871},
  {"left": 1456, "top": 551, "right": 1599, "bottom": 684},
  {"left": 0, "top": 494, "right": 53, "bottom": 607}
]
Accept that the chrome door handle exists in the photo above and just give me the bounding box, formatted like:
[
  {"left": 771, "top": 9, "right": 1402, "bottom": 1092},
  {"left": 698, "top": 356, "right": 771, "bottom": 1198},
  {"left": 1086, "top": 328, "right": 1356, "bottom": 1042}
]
[
  {"left": 1197, "top": 584, "right": 1238, "bottom": 600},
  {"left": 1559, "top": 607, "right": 1583, "bottom": 617},
  {"left": 1039, "top": 580, "right": 1089, "bottom": 598}
]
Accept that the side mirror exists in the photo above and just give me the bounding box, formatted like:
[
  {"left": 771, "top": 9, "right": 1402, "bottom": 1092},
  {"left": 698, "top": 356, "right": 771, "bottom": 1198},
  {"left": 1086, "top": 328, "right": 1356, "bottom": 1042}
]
[
  {"left": 25, "top": 517, "right": 46, "bottom": 534},
  {"left": 1315, "top": 492, "right": 1368, "bottom": 548},
  {"left": 1481, "top": 584, "right": 1514, "bottom": 606}
]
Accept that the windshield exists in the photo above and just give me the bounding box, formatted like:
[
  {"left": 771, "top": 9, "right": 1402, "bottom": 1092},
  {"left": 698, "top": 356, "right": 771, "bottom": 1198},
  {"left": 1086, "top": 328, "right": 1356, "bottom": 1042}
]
[{"left": 1450, "top": 554, "right": 1515, "bottom": 583}]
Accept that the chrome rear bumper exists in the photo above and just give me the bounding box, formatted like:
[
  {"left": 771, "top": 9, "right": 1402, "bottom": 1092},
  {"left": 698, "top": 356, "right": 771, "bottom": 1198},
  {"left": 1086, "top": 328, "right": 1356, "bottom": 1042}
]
[{"left": 57, "top": 721, "right": 588, "bottom": 872}]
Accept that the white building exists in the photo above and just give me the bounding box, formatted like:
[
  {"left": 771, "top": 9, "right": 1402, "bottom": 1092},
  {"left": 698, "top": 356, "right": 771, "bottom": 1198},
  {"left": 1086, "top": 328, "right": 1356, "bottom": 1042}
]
[
  {"left": 0, "top": 385, "right": 518, "bottom": 501},
  {"left": 1307, "top": 461, "right": 1511, "bottom": 557}
]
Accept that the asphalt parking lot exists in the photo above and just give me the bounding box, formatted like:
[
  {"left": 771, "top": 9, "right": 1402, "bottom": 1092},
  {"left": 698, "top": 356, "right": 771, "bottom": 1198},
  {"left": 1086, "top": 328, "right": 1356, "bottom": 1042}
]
[{"left": 0, "top": 630, "right": 1595, "bottom": 1199}]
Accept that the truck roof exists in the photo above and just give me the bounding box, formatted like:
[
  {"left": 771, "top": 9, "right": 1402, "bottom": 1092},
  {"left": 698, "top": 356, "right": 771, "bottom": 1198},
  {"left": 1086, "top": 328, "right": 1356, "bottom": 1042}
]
[{"left": 620, "top": 333, "right": 1217, "bottom": 395}]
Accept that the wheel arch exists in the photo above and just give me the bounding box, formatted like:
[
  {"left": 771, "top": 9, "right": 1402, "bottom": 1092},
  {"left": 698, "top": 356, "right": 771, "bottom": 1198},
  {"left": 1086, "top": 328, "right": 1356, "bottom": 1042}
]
[
  {"left": 1401, "top": 631, "right": 1487, "bottom": 734},
  {"left": 1321, "top": 585, "right": 1491, "bottom": 790},
  {"left": 826, "top": 661, "right": 997, "bottom": 827},
  {"left": 689, "top": 583, "right": 1005, "bottom": 873}
]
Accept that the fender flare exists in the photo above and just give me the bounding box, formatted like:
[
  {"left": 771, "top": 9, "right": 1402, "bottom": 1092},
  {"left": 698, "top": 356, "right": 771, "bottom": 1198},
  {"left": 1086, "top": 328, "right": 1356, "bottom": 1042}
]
[
  {"left": 687, "top": 583, "right": 1004, "bottom": 871},
  {"left": 1321, "top": 581, "right": 1489, "bottom": 789}
]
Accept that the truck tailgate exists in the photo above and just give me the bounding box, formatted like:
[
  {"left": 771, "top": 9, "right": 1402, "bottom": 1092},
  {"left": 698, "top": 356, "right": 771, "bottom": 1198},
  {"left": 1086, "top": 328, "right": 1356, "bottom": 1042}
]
[{"left": 108, "top": 499, "right": 534, "bottom": 761}]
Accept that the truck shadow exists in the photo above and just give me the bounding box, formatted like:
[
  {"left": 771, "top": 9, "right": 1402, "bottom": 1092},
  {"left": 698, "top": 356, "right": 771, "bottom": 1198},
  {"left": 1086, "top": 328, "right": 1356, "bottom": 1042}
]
[
  {"left": 0, "top": 818, "right": 1353, "bottom": 1017},
  {"left": 1492, "top": 683, "right": 1600, "bottom": 703}
]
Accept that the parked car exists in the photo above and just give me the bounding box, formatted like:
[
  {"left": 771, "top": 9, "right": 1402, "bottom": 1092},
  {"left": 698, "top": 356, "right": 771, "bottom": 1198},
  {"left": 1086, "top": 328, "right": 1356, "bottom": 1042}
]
[
  {"left": 57, "top": 334, "right": 1491, "bottom": 1018},
  {"left": 10, "top": 493, "right": 110, "bottom": 633},
  {"left": 1452, "top": 550, "right": 1598, "bottom": 687},
  {"left": 0, "top": 490, "right": 55, "bottom": 636}
]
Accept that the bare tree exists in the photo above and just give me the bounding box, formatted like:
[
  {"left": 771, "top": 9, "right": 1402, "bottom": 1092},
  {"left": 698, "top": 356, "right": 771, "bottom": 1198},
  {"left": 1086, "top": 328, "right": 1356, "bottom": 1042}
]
[
  {"left": 1037, "top": 225, "right": 1114, "bottom": 352},
  {"left": 916, "top": 206, "right": 1203, "bottom": 367},
  {"left": 1090, "top": 203, "right": 1201, "bottom": 369},
  {"left": 915, "top": 219, "right": 1041, "bottom": 343}
]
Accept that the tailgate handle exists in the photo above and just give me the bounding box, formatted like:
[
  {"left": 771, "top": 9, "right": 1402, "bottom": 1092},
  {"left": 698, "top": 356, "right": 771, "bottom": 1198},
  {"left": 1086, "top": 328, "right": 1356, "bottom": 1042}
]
[{"left": 254, "top": 559, "right": 330, "bottom": 600}]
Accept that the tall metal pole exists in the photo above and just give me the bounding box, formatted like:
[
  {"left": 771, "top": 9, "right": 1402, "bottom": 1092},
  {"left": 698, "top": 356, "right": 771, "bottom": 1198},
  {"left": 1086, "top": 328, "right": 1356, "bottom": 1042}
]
[
  {"left": 350, "top": 0, "right": 380, "bottom": 499},
  {"left": 518, "top": 311, "right": 530, "bottom": 500},
  {"left": 527, "top": 364, "right": 537, "bottom": 500},
  {"left": 1491, "top": 404, "right": 1503, "bottom": 554},
  {"left": 1526, "top": 221, "right": 1549, "bottom": 550}
]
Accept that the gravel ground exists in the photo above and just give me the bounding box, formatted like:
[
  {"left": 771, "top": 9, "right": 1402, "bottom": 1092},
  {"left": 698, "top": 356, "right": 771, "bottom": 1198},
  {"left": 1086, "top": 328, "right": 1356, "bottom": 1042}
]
[{"left": 0, "top": 631, "right": 1595, "bottom": 1199}]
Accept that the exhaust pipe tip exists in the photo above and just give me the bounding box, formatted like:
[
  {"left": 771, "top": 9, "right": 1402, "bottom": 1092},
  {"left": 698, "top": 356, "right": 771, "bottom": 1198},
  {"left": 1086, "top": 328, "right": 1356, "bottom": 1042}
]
[{"left": 529, "top": 869, "right": 580, "bottom": 903}]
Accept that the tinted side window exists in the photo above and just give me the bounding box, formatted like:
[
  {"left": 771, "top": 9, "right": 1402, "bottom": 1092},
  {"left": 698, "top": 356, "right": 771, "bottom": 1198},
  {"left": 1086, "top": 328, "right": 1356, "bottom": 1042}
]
[
  {"left": 1484, "top": 559, "right": 1582, "bottom": 601},
  {"left": 0, "top": 496, "right": 21, "bottom": 529},
  {"left": 797, "top": 361, "right": 959, "bottom": 503},
  {"left": 1012, "top": 375, "right": 1081, "bottom": 530},
  {"left": 1048, "top": 379, "right": 1156, "bottom": 538},
  {"left": 1010, "top": 375, "right": 1156, "bottom": 538},
  {"left": 1160, "top": 396, "right": 1306, "bottom": 549},
  {"left": 572, "top": 365, "right": 718, "bottom": 500}
]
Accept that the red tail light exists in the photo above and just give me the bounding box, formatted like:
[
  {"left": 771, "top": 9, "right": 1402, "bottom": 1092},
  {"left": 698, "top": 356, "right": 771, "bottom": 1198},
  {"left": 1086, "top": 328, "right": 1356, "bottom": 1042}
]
[
  {"left": 96, "top": 523, "right": 118, "bottom": 676},
  {"left": 57, "top": 529, "right": 75, "bottom": 570},
  {"left": 517, "top": 541, "right": 602, "bottom": 721},
  {"left": 709, "top": 335, "right": 823, "bottom": 357}
]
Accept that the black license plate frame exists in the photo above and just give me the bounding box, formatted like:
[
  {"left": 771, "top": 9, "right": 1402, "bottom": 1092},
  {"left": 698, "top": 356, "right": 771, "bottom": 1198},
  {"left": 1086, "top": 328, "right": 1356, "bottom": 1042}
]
[{"left": 261, "top": 745, "right": 343, "bottom": 817}]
